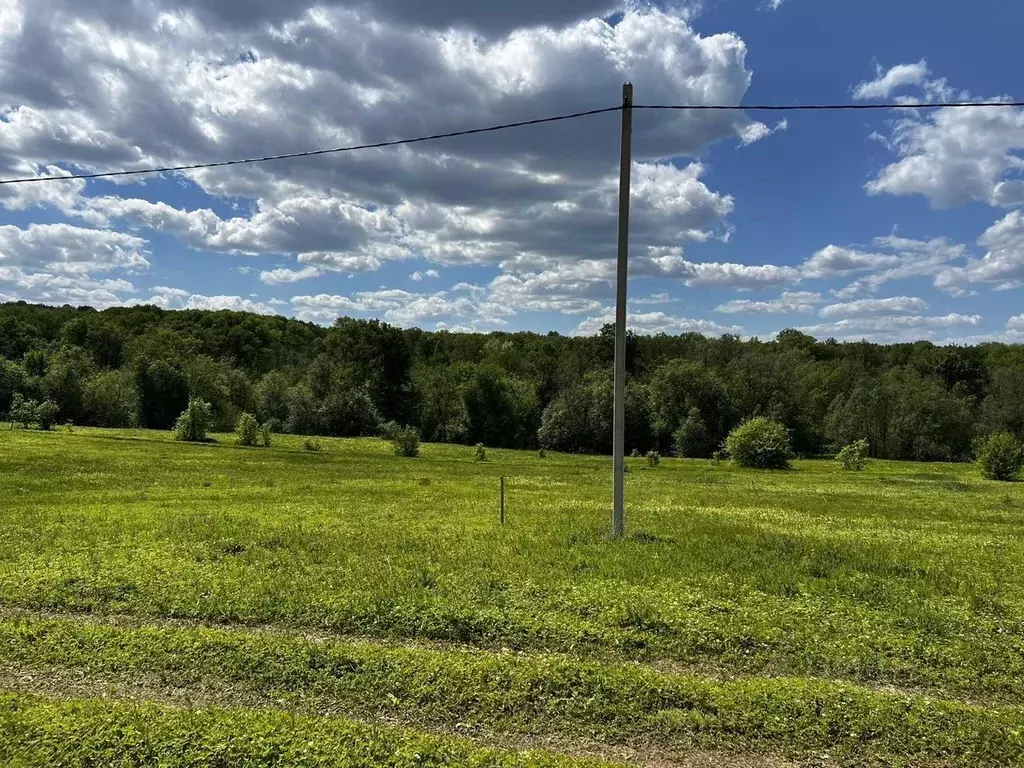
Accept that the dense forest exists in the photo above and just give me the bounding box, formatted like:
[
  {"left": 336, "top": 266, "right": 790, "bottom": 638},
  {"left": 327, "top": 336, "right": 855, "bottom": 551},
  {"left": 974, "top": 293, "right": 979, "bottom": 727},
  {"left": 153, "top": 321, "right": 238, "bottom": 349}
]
[{"left": 2, "top": 301, "right": 1023, "bottom": 462}]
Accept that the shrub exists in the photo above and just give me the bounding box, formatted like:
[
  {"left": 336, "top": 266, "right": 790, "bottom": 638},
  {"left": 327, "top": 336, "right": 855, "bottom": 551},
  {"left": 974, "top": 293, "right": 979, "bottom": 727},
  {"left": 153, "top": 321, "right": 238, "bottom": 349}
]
[
  {"left": 538, "top": 448, "right": 546, "bottom": 459},
  {"left": 976, "top": 432, "right": 1023, "bottom": 481},
  {"left": 236, "top": 412, "right": 260, "bottom": 447},
  {"left": 837, "top": 439, "right": 870, "bottom": 471},
  {"left": 630, "top": 449, "right": 641, "bottom": 459},
  {"left": 647, "top": 450, "right": 661, "bottom": 467},
  {"left": 259, "top": 423, "right": 272, "bottom": 448},
  {"left": 9, "top": 393, "right": 35, "bottom": 429},
  {"left": 34, "top": 401, "right": 59, "bottom": 431},
  {"left": 173, "top": 399, "right": 213, "bottom": 443},
  {"left": 303, "top": 437, "right": 323, "bottom": 452},
  {"left": 725, "top": 418, "right": 793, "bottom": 470},
  {"left": 380, "top": 420, "right": 401, "bottom": 441},
  {"left": 8, "top": 395, "right": 60, "bottom": 431},
  {"left": 392, "top": 425, "right": 421, "bottom": 458},
  {"left": 674, "top": 407, "right": 716, "bottom": 459},
  {"left": 475, "top": 443, "right": 487, "bottom": 462}
]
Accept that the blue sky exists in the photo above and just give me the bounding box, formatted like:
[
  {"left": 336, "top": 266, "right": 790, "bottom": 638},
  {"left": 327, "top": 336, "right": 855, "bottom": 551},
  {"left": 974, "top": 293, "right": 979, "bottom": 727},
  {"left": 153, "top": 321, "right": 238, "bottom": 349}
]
[{"left": 1, "top": 0, "right": 1023, "bottom": 343}]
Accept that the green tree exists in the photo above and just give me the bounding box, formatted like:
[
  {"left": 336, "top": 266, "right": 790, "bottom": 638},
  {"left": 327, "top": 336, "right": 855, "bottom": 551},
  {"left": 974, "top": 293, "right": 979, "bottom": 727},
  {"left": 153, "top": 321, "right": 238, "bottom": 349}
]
[
  {"left": 0, "top": 358, "right": 26, "bottom": 416},
  {"left": 83, "top": 370, "right": 139, "bottom": 427},
  {"left": 135, "top": 358, "right": 189, "bottom": 430},
  {"left": 43, "top": 347, "right": 96, "bottom": 425},
  {"left": 648, "top": 360, "right": 729, "bottom": 450}
]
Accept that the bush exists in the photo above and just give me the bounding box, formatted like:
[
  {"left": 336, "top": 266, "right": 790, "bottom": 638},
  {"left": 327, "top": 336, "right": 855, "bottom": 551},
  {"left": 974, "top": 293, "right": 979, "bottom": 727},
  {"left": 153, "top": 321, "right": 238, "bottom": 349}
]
[
  {"left": 837, "top": 439, "right": 870, "bottom": 471},
  {"left": 725, "top": 418, "right": 793, "bottom": 469},
  {"left": 538, "top": 448, "right": 546, "bottom": 459},
  {"left": 976, "top": 432, "right": 1023, "bottom": 481},
  {"left": 34, "top": 401, "right": 59, "bottom": 431},
  {"left": 647, "top": 450, "right": 661, "bottom": 467},
  {"left": 392, "top": 425, "right": 421, "bottom": 458},
  {"left": 236, "top": 412, "right": 260, "bottom": 446},
  {"left": 475, "top": 443, "right": 487, "bottom": 462},
  {"left": 173, "top": 399, "right": 213, "bottom": 443},
  {"left": 674, "top": 408, "right": 716, "bottom": 459},
  {"left": 380, "top": 420, "right": 401, "bottom": 441},
  {"left": 259, "top": 423, "right": 272, "bottom": 448},
  {"left": 303, "top": 437, "right": 323, "bottom": 452},
  {"left": 8, "top": 395, "right": 60, "bottom": 431},
  {"left": 9, "top": 393, "right": 34, "bottom": 429}
]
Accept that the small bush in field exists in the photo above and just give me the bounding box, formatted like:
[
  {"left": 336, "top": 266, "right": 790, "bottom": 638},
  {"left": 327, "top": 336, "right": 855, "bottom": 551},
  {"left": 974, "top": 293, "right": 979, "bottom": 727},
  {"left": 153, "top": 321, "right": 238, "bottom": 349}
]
[
  {"left": 35, "top": 400, "right": 59, "bottom": 431},
  {"left": 976, "top": 432, "right": 1023, "bottom": 482},
  {"left": 475, "top": 443, "right": 487, "bottom": 462},
  {"left": 259, "top": 423, "right": 272, "bottom": 448},
  {"left": 380, "top": 421, "right": 401, "bottom": 441},
  {"left": 725, "top": 418, "right": 792, "bottom": 470},
  {"left": 303, "top": 437, "right": 323, "bottom": 452},
  {"left": 538, "top": 448, "right": 546, "bottom": 459},
  {"left": 392, "top": 426, "right": 421, "bottom": 458},
  {"left": 837, "top": 439, "right": 870, "bottom": 471},
  {"left": 630, "top": 449, "right": 641, "bottom": 458},
  {"left": 236, "top": 413, "right": 260, "bottom": 446},
  {"left": 173, "top": 399, "right": 213, "bottom": 443},
  {"left": 647, "top": 450, "right": 661, "bottom": 467},
  {"left": 10, "top": 396, "right": 60, "bottom": 431}
]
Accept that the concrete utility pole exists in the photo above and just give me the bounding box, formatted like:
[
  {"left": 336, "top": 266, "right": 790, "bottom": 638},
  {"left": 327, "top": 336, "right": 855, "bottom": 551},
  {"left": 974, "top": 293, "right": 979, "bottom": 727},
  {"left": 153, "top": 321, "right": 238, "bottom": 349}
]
[{"left": 612, "top": 83, "right": 633, "bottom": 539}]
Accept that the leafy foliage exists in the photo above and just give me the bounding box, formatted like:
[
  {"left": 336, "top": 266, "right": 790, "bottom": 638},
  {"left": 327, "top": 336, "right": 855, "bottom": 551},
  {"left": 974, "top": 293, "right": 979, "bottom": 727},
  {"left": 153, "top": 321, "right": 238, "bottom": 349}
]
[
  {"left": 258, "top": 422, "right": 272, "bottom": 448},
  {"left": 172, "top": 399, "right": 213, "bottom": 443},
  {"left": 4, "top": 302, "right": 1024, "bottom": 463},
  {"left": 8, "top": 394, "right": 59, "bottom": 430},
  {"left": 391, "top": 425, "right": 421, "bottom": 458},
  {"left": 674, "top": 407, "right": 716, "bottom": 458},
  {"left": 725, "top": 418, "right": 793, "bottom": 469},
  {"left": 975, "top": 432, "right": 1023, "bottom": 481},
  {"left": 646, "top": 450, "right": 661, "bottom": 467},
  {"left": 303, "top": 437, "right": 323, "bottom": 452},
  {"left": 236, "top": 412, "right": 260, "bottom": 447},
  {"left": 838, "top": 439, "right": 871, "bottom": 471},
  {"left": 475, "top": 443, "right": 487, "bottom": 462}
]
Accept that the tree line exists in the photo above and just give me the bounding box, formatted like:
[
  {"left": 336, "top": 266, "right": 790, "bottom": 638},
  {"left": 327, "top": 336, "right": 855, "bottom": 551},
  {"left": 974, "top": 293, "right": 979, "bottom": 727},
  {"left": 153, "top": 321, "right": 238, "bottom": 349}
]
[{"left": 2, "top": 301, "right": 1023, "bottom": 462}]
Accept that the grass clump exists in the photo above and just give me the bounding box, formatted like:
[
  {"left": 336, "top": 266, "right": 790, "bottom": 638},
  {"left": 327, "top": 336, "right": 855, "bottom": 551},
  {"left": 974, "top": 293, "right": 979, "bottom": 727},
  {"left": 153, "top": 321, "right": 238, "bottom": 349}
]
[
  {"left": 392, "top": 425, "right": 421, "bottom": 458},
  {"left": 475, "top": 443, "right": 487, "bottom": 462},
  {"left": 725, "top": 417, "right": 792, "bottom": 469},
  {"left": 172, "top": 399, "right": 213, "bottom": 443},
  {"left": 838, "top": 438, "right": 871, "bottom": 471},
  {"left": 303, "top": 437, "right": 323, "bottom": 452},
  {"left": 976, "top": 432, "right": 1024, "bottom": 481}
]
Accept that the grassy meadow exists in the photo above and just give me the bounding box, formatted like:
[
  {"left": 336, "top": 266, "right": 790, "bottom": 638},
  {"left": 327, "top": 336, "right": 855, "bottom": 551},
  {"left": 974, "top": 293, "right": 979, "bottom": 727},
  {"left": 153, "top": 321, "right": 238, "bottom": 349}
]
[{"left": 1, "top": 426, "right": 1024, "bottom": 766}]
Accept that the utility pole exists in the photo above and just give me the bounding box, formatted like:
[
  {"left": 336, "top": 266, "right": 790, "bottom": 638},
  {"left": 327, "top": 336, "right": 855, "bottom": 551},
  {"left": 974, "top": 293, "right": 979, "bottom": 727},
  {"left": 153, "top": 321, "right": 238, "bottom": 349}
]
[{"left": 612, "top": 82, "right": 633, "bottom": 539}]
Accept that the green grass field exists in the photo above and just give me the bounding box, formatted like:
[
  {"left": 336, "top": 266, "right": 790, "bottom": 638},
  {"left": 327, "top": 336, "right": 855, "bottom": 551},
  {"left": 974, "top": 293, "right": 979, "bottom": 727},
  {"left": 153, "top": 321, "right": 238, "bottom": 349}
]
[{"left": 1, "top": 427, "right": 1024, "bottom": 766}]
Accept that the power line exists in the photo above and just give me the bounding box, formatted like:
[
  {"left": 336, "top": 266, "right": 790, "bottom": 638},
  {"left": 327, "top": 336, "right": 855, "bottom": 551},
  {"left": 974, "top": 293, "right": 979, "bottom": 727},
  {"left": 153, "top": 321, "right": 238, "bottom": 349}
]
[
  {"left": 0, "top": 105, "right": 623, "bottom": 186},
  {"left": 2, "top": 98, "right": 1023, "bottom": 186},
  {"left": 637, "top": 101, "right": 1024, "bottom": 111}
]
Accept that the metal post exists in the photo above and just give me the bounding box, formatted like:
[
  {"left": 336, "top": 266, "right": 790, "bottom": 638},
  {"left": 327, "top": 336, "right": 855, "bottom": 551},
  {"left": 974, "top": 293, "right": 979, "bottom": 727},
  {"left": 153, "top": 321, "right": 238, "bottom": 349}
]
[{"left": 612, "top": 83, "right": 633, "bottom": 539}]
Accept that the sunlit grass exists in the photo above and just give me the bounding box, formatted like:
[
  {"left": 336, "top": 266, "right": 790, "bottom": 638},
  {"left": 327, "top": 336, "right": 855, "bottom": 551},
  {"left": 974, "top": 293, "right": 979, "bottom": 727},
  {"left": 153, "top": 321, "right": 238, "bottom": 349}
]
[{"left": 1, "top": 427, "right": 1024, "bottom": 764}]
